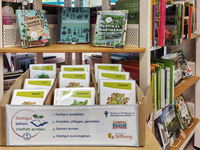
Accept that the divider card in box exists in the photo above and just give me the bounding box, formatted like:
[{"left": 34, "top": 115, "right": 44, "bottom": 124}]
[
  {"left": 94, "top": 64, "right": 122, "bottom": 82},
  {"left": 59, "top": 72, "right": 90, "bottom": 88},
  {"left": 98, "top": 71, "right": 130, "bottom": 93},
  {"left": 10, "top": 89, "right": 48, "bottom": 105},
  {"left": 6, "top": 105, "right": 139, "bottom": 146},
  {"left": 23, "top": 79, "right": 55, "bottom": 91},
  {"left": 54, "top": 88, "right": 95, "bottom": 105},
  {"left": 57, "top": 7, "right": 90, "bottom": 43},
  {"left": 61, "top": 65, "right": 90, "bottom": 75},
  {"left": 100, "top": 80, "right": 136, "bottom": 105},
  {"left": 30, "top": 64, "right": 56, "bottom": 79}
]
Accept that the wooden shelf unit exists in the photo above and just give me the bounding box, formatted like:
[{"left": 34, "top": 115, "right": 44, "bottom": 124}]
[
  {"left": 174, "top": 76, "right": 200, "bottom": 99},
  {"left": 169, "top": 118, "right": 200, "bottom": 150},
  {"left": 0, "top": 43, "right": 145, "bottom": 53}
]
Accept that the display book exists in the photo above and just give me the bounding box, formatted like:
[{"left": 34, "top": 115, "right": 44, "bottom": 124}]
[
  {"left": 1, "top": 63, "right": 145, "bottom": 147},
  {"left": 150, "top": 50, "right": 192, "bottom": 113}
]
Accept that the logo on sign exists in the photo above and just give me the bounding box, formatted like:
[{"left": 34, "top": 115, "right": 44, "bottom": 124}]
[
  {"left": 104, "top": 111, "right": 108, "bottom": 117},
  {"left": 113, "top": 121, "right": 127, "bottom": 129}
]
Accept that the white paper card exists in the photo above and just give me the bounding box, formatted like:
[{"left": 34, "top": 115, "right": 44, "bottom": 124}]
[
  {"left": 30, "top": 64, "right": 56, "bottom": 79},
  {"left": 10, "top": 89, "right": 48, "bottom": 105},
  {"left": 6, "top": 105, "right": 139, "bottom": 146},
  {"left": 54, "top": 88, "right": 95, "bottom": 105},
  {"left": 59, "top": 72, "right": 90, "bottom": 88}
]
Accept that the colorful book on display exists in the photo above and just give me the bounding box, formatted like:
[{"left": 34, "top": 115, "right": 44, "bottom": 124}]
[
  {"left": 57, "top": 7, "right": 90, "bottom": 43},
  {"left": 93, "top": 10, "right": 128, "bottom": 48},
  {"left": 16, "top": 10, "right": 51, "bottom": 48}
]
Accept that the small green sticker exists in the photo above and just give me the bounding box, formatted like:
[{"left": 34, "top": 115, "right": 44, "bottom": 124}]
[
  {"left": 97, "top": 66, "right": 119, "bottom": 71},
  {"left": 28, "top": 81, "right": 51, "bottom": 86},
  {"left": 64, "top": 67, "right": 85, "bottom": 71},
  {"left": 103, "top": 82, "right": 132, "bottom": 90},
  {"left": 62, "top": 74, "right": 86, "bottom": 79},
  {"left": 32, "top": 66, "right": 53, "bottom": 71},
  {"left": 102, "top": 73, "right": 126, "bottom": 79},
  {"left": 63, "top": 91, "right": 91, "bottom": 98},
  {"left": 16, "top": 91, "right": 44, "bottom": 98}
]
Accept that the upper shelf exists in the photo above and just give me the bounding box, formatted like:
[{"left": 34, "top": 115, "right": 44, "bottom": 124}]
[{"left": 0, "top": 43, "right": 145, "bottom": 53}]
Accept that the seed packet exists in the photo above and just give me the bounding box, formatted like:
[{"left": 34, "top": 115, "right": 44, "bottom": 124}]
[
  {"left": 54, "top": 87, "right": 95, "bottom": 105},
  {"left": 30, "top": 64, "right": 56, "bottom": 79},
  {"left": 59, "top": 72, "right": 90, "bottom": 88},
  {"left": 100, "top": 80, "right": 136, "bottom": 105},
  {"left": 98, "top": 70, "right": 130, "bottom": 93},
  {"left": 61, "top": 65, "right": 90, "bottom": 75},
  {"left": 94, "top": 63, "right": 122, "bottom": 82},
  {"left": 23, "top": 79, "right": 55, "bottom": 91},
  {"left": 11, "top": 89, "right": 48, "bottom": 105}
]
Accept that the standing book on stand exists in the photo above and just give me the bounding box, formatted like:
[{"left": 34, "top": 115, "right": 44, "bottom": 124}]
[
  {"left": 57, "top": 7, "right": 90, "bottom": 44},
  {"left": 16, "top": 10, "right": 51, "bottom": 48},
  {"left": 93, "top": 10, "right": 128, "bottom": 48}
]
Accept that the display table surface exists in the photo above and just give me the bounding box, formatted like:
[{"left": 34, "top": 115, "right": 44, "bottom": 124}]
[{"left": 0, "top": 124, "right": 161, "bottom": 150}]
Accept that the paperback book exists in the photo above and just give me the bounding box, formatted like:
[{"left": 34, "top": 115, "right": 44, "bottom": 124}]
[
  {"left": 54, "top": 88, "right": 95, "bottom": 105},
  {"left": 100, "top": 80, "right": 136, "bottom": 105},
  {"left": 16, "top": 10, "right": 51, "bottom": 48},
  {"left": 174, "top": 94, "right": 193, "bottom": 129},
  {"left": 11, "top": 89, "right": 49, "bottom": 105},
  {"left": 57, "top": 7, "right": 90, "bottom": 43},
  {"left": 93, "top": 10, "right": 128, "bottom": 48}
]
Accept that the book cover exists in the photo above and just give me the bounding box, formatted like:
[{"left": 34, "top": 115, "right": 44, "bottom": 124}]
[
  {"left": 165, "top": 5, "right": 178, "bottom": 46},
  {"left": 183, "top": 2, "right": 190, "bottom": 39},
  {"left": 16, "top": 10, "right": 51, "bottom": 48},
  {"left": 165, "top": 0, "right": 173, "bottom": 5},
  {"left": 188, "top": 4, "right": 193, "bottom": 39},
  {"left": 93, "top": 10, "right": 128, "bottom": 48},
  {"left": 152, "top": 4, "right": 156, "bottom": 46},
  {"left": 57, "top": 7, "right": 90, "bottom": 43},
  {"left": 115, "top": 0, "right": 139, "bottom": 24},
  {"left": 177, "top": 4, "right": 183, "bottom": 45},
  {"left": 174, "top": 94, "right": 193, "bottom": 130},
  {"left": 155, "top": 105, "right": 181, "bottom": 149}
]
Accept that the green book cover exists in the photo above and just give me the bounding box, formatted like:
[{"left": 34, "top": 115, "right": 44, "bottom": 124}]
[
  {"left": 177, "top": 5, "right": 182, "bottom": 45},
  {"left": 152, "top": 73, "right": 156, "bottom": 113},
  {"left": 152, "top": 64, "right": 160, "bottom": 110},
  {"left": 115, "top": 0, "right": 139, "bottom": 24}
]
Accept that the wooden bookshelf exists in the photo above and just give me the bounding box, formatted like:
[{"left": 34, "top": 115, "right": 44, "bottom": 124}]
[
  {"left": 174, "top": 76, "right": 200, "bottom": 99},
  {"left": 169, "top": 117, "right": 199, "bottom": 150},
  {"left": 0, "top": 43, "right": 145, "bottom": 53}
]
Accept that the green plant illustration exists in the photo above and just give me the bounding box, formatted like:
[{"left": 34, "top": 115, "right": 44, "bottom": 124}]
[
  {"left": 38, "top": 74, "right": 50, "bottom": 78},
  {"left": 106, "top": 93, "right": 130, "bottom": 105},
  {"left": 66, "top": 82, "right": 83, "bottom": 87},
  {"left": 33, "top": 114, "right": 44, "bottom": 124},
  {"left": 22, "top": 101, "right": 35, "bottom": 105},
  {"left": 71, "top": 100, "right": 88, "bottom": 106},
  {"left": 21, "top": 22, "right": 33, "bottom": 48}
]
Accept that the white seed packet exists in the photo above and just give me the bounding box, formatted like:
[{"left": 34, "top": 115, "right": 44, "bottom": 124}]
[
  {"left": 30, "top": 64, "right": 56, "bottom": 79},
  {"left": 94, "top": 63, "right": 122, "bottom": 82},
  {"left": 54, "top": 87, "right": 95, "bottom": 105},
  {"left": 59, "top": 72, "right": 90, "bottom": 88},
  {"left": 11, "top": 89, "right": 49, "bottom": 105},
  {"left": 98, "top": 71, "right": 130, "bottom": 93},
  {"left": 23, "top": 79, "right": 55, "bottom": 91},
  {"left": 61, "top": 65, "right": 90, "bottom": 75},
  {"left": 100, "top": 80, "right": 136, "bottom": 105}
]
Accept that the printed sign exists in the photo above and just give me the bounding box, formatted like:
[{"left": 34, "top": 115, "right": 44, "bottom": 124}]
[{"left": 6, "top": 105, "right": 139, "bottom": 146}]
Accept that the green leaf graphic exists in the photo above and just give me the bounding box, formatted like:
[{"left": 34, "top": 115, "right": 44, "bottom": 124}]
[
  {"left": 83, "top": 100, "right": 88, "bottom": 105},
  {"left": 39, "top": 115, "right": 44, "bottom": 119},
  {"left": 33, "top": 114, "right": 38, "bottom": 118}
]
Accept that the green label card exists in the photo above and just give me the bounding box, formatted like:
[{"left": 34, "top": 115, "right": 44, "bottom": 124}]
[
  {"left": 97, "top": 66, "right": 119, "bottom": 71},
  {"left": 62, "top": 74, "right": 86, "bottom": 79},
  {"left": 32, "top": 66, "right": 53, "bottom": 71},
  {"left": 102, "top": 73, "right": 126, "bottom": 79},
  {"left": 16, "top": 91, "right": 44, "bottom": 98},
  {"left": 63, "top": 91, "right": 91, "bottom": 98},
  {"left": 64, "top": 67, "right": 85, "bottom": 71},
  {"left": 28, "top": 81, "right": 51, "bottom": 86},
  {"left": 103, "top": 82, "right": 132, "bottom": 90}
]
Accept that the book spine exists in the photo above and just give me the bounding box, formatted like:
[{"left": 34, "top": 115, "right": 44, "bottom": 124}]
[
  {"left": 177, "top": 5, "right": 182, "bottom": 45},
  {"left": 151, "top": 0, "right": 153, "bottom": 47},
  {"left": 184, "top": 2, "right": 190, "bottom": 39},
  {"left": 188, "top": 4, "right": 193, "bottom": 39},
  {"left": 180, "top": 5, "right": 183, "bottom": 43},
  {"left": 158, "top": 0, "right": 165, "bottom": 46},
  {"left": 165, "top": 69, "right": 167, "bottom": 106},
  {"left": 152, "top": 5, "right": 156, "bottom": 47}
]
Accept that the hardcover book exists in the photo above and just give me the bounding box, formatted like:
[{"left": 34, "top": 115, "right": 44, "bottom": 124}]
[
  {"left": 174, "top": 94, "right": 193, "bottom": 130},
  {"left": 57, "top": 7, "right": 90, "bottom": 43},
  {"left": 93, "top": 10, "right": 128, "bottom": 48},
  {"left": 115, "top": 0, "right": 139, "bottom": 24},
  {"left": 16, "top": 10, "right": 51, "bottom": 48}
]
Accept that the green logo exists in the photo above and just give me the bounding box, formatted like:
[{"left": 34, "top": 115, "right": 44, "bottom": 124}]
[
  {"left": 28, "top": 81, "right": 51, "bottom": 86},
  {"left": 97, "top": 66, "right": 119, "bottom": 71},
  {"left": 103, "top": 82, "right": 132, "bottom": 90},
  {"left": 16, "top": 91, "right": 44, "bottom": 98},
  {"left": 62, "top": 74, "right": 86, "bottom": 79}
]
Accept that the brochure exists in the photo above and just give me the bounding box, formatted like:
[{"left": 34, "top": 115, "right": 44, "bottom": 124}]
[
  {"left": 30, "top": 64, "right": 56, "bottom": 79},
  {"left": 54, "top": 88, "right": 95, "bottom": 105},
  {"left": 100, "top": 80, "right": 136, "bottom": 105},
  {"left": 10, "top": 89, "right": 48, "bottom": 105},
  {"left": 59, "top": 72, "right": 90, "bottom": 88}
]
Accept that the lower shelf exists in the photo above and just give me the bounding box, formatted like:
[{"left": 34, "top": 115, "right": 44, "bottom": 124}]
[
  {"left": 0, "top": 124, "right": 161, "bottom": 150},
  {"left": 169, "top": 117, "right": 199, "bottom": 150}
]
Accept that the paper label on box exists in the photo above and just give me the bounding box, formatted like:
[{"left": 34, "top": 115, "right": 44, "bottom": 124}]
[{"left": 6, "top": 105, "right": 139, "bottom": 146}]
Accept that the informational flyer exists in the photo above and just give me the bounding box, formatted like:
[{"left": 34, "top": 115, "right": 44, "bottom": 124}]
[{"left": 6, "top": 105, "right": 139, "bottom": 146}]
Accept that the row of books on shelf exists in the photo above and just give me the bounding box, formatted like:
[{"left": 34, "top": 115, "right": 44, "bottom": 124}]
[{"left": 151, "top": 0, "right": 197, "bottom": 47}]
